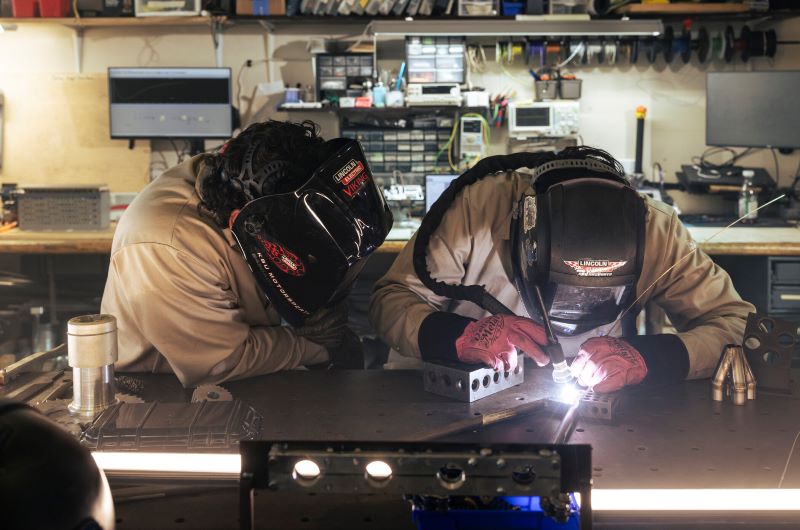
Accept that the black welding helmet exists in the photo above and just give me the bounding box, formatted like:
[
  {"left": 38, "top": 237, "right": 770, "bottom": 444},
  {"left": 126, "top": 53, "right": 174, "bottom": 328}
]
[
  {"left": 511, "top": 158, "right": 647, "bottom": 335},
  {"left": 230, "top": 138, "right": 393, "bottom": 326}
]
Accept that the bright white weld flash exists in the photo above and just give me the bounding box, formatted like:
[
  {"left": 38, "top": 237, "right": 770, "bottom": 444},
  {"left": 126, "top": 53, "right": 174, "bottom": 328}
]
[{"left": 558, "top": 383, "right": 583, "bottom": 405}]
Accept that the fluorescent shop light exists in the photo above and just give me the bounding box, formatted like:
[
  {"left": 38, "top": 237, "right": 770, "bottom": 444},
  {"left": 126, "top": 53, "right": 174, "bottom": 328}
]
[
  {"left": 592, "top": 489, "right": 800, "bottom": 511},
  {"left": 92, "top": 452, "right": 240, "bottom": 477}
]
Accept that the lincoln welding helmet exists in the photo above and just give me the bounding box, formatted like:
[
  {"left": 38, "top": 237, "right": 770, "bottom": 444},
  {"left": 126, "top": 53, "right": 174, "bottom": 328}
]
[
  {"left": 511, "top": 159, "right": 647, "bottom": 336},
  {"left": 230, "top": 138, "right": 393, "bottom": 327}
]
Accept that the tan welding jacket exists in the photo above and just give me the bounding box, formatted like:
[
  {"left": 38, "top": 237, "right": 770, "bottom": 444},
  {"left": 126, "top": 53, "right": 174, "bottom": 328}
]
[
  {"left": 370, "top": 171, "right": 755, "bottom": 380},
  {"left": 101, "top": 156, "right": 328, "bottom": 387}
]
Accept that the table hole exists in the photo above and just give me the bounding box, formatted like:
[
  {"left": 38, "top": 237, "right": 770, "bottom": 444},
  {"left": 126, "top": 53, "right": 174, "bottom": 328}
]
[
  {"left": 375, "top": 430, "right": 383, "bottom": 434},
  {"left": 425, "top": 412, "right": 433, "bottom": 416},
  {"left": 744, "top": 447, "right": 753, "bottom": 451},
  {"left": 691, "top": 447, "right": 700, "bottom": 451},
  {"left": 473, "top": 412, "right": 481, "bottom": 416},
  {"left": 637, "top": 446, "right": 646, "bottom": 451},
  {"left": 300, "top": 517, "right": 310, "bottom": 523},
  {"left": 175, "top": 518, "right": 185, "bottom": 524},
  {"left": 728, "top": 429, "right": 736, "bottom": 433},
  {"left": 760, "top": 412, "right": 770, "bottom": 416},
  {"left": 627, "top": 428, "right": 635, "bottom": 433},
  {"left": 526, "top": 429, "right": 534, "bottom": 433},
  {"left": 116, "top": 519, "right": 123, "bottom": 525},
  {"left": 706, "top": 468, "right": 715, "bottom": 472},
  {"left": 677, "top": 428, "right": 686, "bottom": 433},
  {"left": 744, "top": 335, "right": 762, "bottom": 350},
  {"left": 377, "top": 412, "right": 385, "bottom": 417},
  {"left": 763, "top": 351, "right": 781, "bottom": 365},
  {"left": 713, "top": 412, "right": 721, "bottom": 416},
  {"left": 650, "top": 468, "right": 659, "bottom": 472},
  {"left": 516, "top": 396, "right": 525, "bottom": 401},
  {"left": 779, "top": 429, "right": 788, "bottom": 433},
  {"left": 363, "top": 517, "right": 373, "bottom": 523},
  {"left": 593, "top": 467, "right": 603, "bottom": 472},
  {"left": 576, "top": 428, "right": 585, "bottom": 433}
]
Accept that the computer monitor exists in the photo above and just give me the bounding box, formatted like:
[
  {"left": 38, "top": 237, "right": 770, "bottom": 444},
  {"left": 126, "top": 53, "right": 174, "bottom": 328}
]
[
  {"left": 706, "top": 71, "right": 800, "bottom": 150},
  {"left": 108, "top": 67, "right": 233, "bottom": 139},
  {"left": 425, "top": 174, "right": 458, "bottom": 212}
]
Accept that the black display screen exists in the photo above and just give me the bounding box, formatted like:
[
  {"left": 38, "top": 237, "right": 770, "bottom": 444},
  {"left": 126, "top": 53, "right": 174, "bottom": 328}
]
[
  {"left": 516, "top": 107, "right": 550, "bottom": 127},
  {"left": 110, "top": 77, "right": 230, "bottom": 104}
]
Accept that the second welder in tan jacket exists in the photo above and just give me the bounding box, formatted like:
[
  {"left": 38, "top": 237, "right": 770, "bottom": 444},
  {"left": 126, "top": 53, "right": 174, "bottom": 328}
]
[
  {"left": 101, "top": 156, "right": 329, "bottom": 387},
  {"left": 370, "top": 171, "right": 754, "bottom": 382}
]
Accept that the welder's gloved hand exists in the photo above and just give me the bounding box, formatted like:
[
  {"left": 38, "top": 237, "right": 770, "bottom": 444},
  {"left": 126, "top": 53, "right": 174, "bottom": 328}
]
[
  {"left": 455, "top": 315, "right": 549, "bottom": 371},
  {"left": 570, "top": 337, "right": 648, "bottom": 393},
  {"left": 293, "top": 301, "right": 350, "bottom": 350},
  {"left": 324, "top": 327, "right": 365, "bottom": 369}
]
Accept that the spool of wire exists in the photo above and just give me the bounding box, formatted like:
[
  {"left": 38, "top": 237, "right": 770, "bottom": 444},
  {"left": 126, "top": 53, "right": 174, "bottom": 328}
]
[
  {"left": 630, "top": 38, "right": 640, "bottom": 65},
  {"left": 675, "top": 27, "right": 692, "bottom": 64},
  {"left": 695, "top": 27, "right": 711, "bottom": 63},
  {"left": 604, "top": 40, "right": 618, "bottom": 65},
  {"left": 661, "top": 26, "right": 675, "bottom": 63},
  {"left": 528, "top": 41, "right": 545, "bottom": 68},
  {"left": 711, "top": 30, "right": 725, "bottom": 61},
  {"left": 586, "top": 41, "right": 604, "bottom": 64},
  {"left": 740, "top": 25, "right": 778, "bottom": 61},
  {"left": 724, "top": 25, "right": 736, "bottom": 62}
]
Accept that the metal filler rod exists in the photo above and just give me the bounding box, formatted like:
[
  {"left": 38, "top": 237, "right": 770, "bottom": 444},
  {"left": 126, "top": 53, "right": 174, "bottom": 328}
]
[
  {"left": 67, "top": 314, "right": 119, "bottom": 418},
  {"left": 533, "top": 285, "right": 572, "bottom": 384}
]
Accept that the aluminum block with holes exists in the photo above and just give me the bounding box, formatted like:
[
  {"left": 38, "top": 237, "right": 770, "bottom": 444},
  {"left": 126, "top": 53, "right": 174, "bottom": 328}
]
[
  {"left": 578, "top": 391, "right": 618, "bottom": 421},
  {"left": 422, "top": 355, "right": 525, "bottom": 402}
]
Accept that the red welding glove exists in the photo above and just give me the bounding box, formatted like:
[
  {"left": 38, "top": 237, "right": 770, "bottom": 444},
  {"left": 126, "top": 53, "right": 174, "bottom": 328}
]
[
  {"left": 455, "top": 315, "right": 549, "bottom": 371},
  {"left": 570, "top": 337, "right": 648, "bottom": 393}
]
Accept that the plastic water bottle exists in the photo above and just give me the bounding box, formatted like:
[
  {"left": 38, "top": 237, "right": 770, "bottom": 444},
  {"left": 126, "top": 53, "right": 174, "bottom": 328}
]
[{"left": 738, "top": 170, "right": 758, "bottom": 223}]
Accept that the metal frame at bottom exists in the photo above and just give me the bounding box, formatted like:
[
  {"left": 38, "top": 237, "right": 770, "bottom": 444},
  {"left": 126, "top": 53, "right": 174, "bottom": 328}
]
[{"left": 239, "top": 440, "right": 592, "bottom": 530}]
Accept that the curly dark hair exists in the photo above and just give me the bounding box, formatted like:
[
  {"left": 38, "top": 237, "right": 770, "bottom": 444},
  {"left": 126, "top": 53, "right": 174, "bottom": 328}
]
[{"left": 199, "top": 120, "right": 327, "bottom": 227}]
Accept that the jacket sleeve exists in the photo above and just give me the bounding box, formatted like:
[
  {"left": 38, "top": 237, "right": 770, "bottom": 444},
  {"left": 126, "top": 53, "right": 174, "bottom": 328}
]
[
  {"left": 645, "top": 207, "right": 755, "bottom": 380},
  {"left": 105, "top": 243, "right": 328, "bottom": 387},
  {"left": 369, "top": 188, "right": 477, "bottom": 359}
]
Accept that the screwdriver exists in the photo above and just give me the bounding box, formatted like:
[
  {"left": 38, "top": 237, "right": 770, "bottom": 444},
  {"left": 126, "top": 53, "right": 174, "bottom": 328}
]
[{"left": 534, "top": 286, "right": 573, "bottom": 384}]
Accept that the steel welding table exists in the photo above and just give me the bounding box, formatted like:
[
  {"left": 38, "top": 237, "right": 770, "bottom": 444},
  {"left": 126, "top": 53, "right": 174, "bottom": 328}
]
[{"left": 105, "top": 363, "right": 800, "bottom": 529}]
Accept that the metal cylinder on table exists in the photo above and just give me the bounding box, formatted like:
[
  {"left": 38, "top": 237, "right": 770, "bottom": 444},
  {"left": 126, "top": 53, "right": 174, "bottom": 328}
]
[{"left": 67, "top": 314, "right": 118, "bottom": 417}]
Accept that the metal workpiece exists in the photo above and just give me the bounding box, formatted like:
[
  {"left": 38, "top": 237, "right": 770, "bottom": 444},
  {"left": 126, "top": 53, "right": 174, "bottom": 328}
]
[
  {"left": 0, "top": 343, "right": 66, "bottom": 385},
  {"left": 742, "top": 313, "right": 797, "bottom": 393},
  {"left": 578, "top": 391, "right": 619, "bottom": 421},
  {"left": 67, "top": 314, "right": 119, "bottom": 418},
  {"left": 423, "top": 354, "right": 525, "bottom": 402},
  {"left": 712, "top": 345, "right": 756, "bottom": 406},
  {"left": 67, "top": 314, "right": 118, "bottom": 368}
]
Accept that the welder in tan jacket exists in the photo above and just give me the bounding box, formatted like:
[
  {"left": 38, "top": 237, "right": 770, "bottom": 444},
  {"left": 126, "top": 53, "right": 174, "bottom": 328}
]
[
  {"left": 370, "top": 147, "right": 754, "bottom": 393},
  {"left": 102, "top": 120, "right": 392, "bottom": 387}
]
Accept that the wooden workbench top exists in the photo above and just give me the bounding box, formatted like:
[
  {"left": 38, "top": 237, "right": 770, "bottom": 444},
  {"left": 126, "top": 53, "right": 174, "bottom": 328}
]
[{"left": 1, "top": 224, "right": 799, "bottom": 256}]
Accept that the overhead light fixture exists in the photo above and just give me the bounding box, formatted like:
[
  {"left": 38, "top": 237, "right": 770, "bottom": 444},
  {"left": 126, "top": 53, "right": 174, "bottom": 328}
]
[
  {"left": 293, "top": 459, "right": 322, "bottom": 483},
  {"left": 370, "top": 19, "right": 663, "bottom": 38}
]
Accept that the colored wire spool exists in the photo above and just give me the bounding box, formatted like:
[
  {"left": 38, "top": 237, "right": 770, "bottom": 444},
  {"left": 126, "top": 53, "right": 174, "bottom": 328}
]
[
  {"left": 678, "top": 27, "right": 693, "bottom": 64},
  {"left": 527, "top": 41, "right": 545, "bottom": 68},
  {"left": 740, "top": 25, "right": 778, "bottom": 61},
  {"left": 662, "top": 26, "right": 675, "bottom": 63},
  {"left": 639, "top": 37, "right": 658, "bottom": 65},
  {"left": 630, "top": 38, "right": 640, "bottom": 65},
  {"left": 724, "top": 25, "right": 736, "bottom": 63},
  {"left": 711, "top": 30, "right": 725, "bottom": 61},
  {"left": 695, "top": 27, "right": 710, "bottom": 64},
  {"left": 604, "top": 40, "right": 618, "bottom": 66},
  {"left": 617, "top": 39, "right": 632, "bottom": 65},
  {"left": 580, "top": 38, "right": 590, "bottom": 65}
]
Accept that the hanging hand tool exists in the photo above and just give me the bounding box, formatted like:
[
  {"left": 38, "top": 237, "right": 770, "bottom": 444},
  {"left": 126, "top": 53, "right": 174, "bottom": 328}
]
[{"left": 0, "top": 344, "right": 66, "bottom": 385}]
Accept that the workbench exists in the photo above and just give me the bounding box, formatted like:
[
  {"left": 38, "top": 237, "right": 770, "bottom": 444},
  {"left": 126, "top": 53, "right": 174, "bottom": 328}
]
[
  {"left": 1, "top": 225, "right": 799, "bottom": 255},
  {"left": 100, "top": 365, "right": 800, "bottom": 529}
]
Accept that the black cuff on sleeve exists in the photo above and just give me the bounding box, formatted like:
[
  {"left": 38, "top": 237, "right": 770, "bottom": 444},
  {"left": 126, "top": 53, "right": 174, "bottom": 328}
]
[
  {"left": 418, "top": 312, "right": 475, "bottom": 363},
  {"left": 624, "top": 334, "right": 690, "bottom": 385}
]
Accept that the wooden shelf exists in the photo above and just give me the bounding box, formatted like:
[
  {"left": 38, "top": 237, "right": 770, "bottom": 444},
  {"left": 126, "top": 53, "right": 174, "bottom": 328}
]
[
  {"left": 614, "top": 3, "right": 751, "bottom": 16},
  {"left": 0, "top": 16, "right": 219, "bottom": 28}
]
